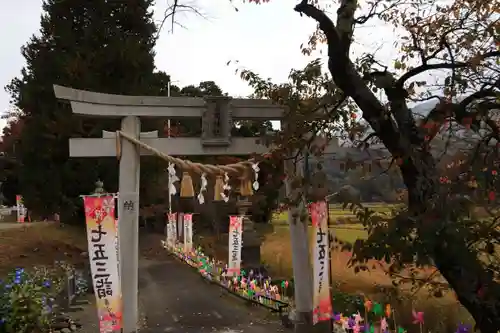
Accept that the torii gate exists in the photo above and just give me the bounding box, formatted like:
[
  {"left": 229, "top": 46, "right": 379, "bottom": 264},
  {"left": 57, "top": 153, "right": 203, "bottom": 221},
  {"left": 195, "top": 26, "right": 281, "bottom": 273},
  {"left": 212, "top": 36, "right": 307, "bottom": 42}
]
[{"left": 53, "top": 85, "right": 338, "bottom": 332}]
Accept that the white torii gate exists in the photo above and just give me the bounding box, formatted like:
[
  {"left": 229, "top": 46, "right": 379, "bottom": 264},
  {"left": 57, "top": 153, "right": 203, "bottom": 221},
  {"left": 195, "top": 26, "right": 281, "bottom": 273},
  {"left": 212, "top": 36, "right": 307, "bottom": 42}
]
[{"left": 53, "top": 84, "right": 338, "bottom": 332}]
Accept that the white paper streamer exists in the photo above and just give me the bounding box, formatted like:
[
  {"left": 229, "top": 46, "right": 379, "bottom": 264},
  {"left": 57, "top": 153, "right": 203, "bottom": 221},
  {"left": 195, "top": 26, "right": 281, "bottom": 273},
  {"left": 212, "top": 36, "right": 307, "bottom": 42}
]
[
  {"left": 221, "top": 172, "right": 231, "bottom": 203},
  {"left": 197, "top": 173, "right": 208, "bottom": 204},
  {"left": 168, "top": 164, "right": 180, "bottom": 196},
  {"left": 252, "top": 162, "right": 260, "bottom": 191}
]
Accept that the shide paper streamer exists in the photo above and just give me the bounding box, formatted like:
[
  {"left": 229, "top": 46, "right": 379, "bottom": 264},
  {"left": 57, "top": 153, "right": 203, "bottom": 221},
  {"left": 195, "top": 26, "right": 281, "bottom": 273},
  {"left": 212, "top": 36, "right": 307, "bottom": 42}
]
[
  {"left": 220, "top": 172, "right": 231, "bottom": 203},
  {"left": 197, "top": 172, "right": 208, "bottom": 204},
  {"left": 252, "top": 162, "right": 260, "bottom": 191},
  {"left": 168, "top": 164, "right": 179, "bottom": 197},
  {"left": 166, "top": 161, "right": 259, "bottom": 205}
]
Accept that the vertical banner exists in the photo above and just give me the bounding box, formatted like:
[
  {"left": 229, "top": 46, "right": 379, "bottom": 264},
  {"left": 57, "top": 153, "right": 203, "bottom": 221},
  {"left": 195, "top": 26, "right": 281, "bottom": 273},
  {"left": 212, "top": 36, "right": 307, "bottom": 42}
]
[
  {"left": 167, "top": 213, "right": 177, "bottom": 248},
  {"left": 16, "top": 195, "right": 25, "bottom": 223},
  {"left": 227, "top": 216, "right": 243, "bottom": 276},
  {"left": 309, "top": 201, "right": 332, "bottom": 324},
  {"left": 171, "top": 214, "right": 178, "bottom": 245},
  {"left": 177, "top": 213, "right": 184, "bottom": 243},
  {"left": 83, "top": 195, "right": 122, "bottom": 333},
  {"left": 183, "top": 213, "right": 193, "bottom": 253}
]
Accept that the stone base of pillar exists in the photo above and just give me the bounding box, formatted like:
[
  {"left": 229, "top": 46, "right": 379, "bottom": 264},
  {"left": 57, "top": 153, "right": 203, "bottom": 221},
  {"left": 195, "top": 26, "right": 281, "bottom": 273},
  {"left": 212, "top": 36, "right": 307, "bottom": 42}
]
[
  {"left": 241, "top": 243, "right": 261, "bottom": 268},
  {"left": 289, "top": 310, "right": 331, "bottom": 333},
  {"left": 241, "top": 218, "right": 263, "bottom": 272}
]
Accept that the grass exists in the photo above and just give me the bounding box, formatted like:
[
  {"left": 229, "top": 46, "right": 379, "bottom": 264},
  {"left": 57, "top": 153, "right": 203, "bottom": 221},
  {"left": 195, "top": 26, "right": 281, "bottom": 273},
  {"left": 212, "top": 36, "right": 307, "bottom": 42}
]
[
  {"left": 0, "top": 222, "right": 88, "bottom": 277},
  {"left": 270, "top": 223, "right": 367, "bottom": 244},
  {"left": 272, "top": 204, "right": 396, "bottom": 225}
]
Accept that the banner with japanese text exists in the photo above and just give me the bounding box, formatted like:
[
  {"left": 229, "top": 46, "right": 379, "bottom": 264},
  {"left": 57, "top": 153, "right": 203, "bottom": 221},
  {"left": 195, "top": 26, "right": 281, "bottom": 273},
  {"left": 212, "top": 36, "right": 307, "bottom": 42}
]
[
  {"left": 171, "top": 213, "right": 178, "bottom": 245},
  {"left": 227, "top": 215, "right": 243, "bottom": 276},
  {"left": 309, "top": 201, "right": 332, "bottom": 324},
  {"left": 167, "top": 213, "right": 177, "bottom": 248},
  {"left": 177, "top": 213, "right": 184, "bottom": 240},
  {"left": 16, "top": 195, "right": 26, "bottom": 223},
  {"left": 183, "top": 213, "right": 193, "bottom": 253},
  {"left": 84, "top": 195, "right": 122, "bottom": 333}
]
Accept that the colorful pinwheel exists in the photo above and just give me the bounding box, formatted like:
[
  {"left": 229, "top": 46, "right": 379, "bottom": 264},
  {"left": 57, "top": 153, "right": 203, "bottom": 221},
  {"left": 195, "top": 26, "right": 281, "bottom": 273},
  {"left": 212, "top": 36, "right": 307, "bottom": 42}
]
[
  {"left": 385, "top": 304, "right": 391, "bottom": 317},
  {"left": 412, "top": 310, "right": 424, "bottom": 324},
  {"left": 372, "top": 302, "right": 383, "bottom": 316},
  {"left": 364, "top": 299, "right": 373, "bottom": 311},
  {"left": 380, "top": 317, "right": 388, "bottom": 332}
]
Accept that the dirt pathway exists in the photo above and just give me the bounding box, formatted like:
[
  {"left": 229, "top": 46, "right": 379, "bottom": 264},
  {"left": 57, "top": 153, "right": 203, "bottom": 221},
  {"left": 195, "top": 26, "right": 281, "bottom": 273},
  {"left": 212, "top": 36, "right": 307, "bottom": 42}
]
[{"left": 138, "top": 257, "right": 285, "bottom": 333}]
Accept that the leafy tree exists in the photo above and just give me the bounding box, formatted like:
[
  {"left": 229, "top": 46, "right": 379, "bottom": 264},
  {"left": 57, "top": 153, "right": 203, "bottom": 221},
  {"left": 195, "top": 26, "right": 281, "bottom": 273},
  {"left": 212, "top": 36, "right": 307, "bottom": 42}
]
[
  {"left": 236, "top": 0, "right": 500, "bottom": 330},
  {"left": 0, "top": 112, "right": 24, "bottom": 206},
  {"left": 345, "top": 166, "right": 402, "bottom": 202},
  {"left": 5, "top": 0, "right": 161, "bottom": 221},
  {"left": 166, "top": 80, "right": 225, "bottom": 137}
]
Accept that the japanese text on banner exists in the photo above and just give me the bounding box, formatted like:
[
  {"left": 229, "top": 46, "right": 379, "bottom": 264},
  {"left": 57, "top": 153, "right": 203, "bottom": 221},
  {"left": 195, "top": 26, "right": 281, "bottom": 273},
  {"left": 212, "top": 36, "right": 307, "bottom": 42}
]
[
  {"left": 227, "top": 216, "right": 243, "bottom": 276},
  {"left": 183, "top": 214, "right": 193, "bottom": 253},
  {"left": 310, "top": 201, "right": 332, "bottom": 325},
  {"left": 167, "top": 213, "right": 177, "bottom": 248},
  {"left": 84, "top": 196, "right": 122, "bottom": 333},
  {"left": 16, "top": 195, "right": 26, "bottom": 223}
]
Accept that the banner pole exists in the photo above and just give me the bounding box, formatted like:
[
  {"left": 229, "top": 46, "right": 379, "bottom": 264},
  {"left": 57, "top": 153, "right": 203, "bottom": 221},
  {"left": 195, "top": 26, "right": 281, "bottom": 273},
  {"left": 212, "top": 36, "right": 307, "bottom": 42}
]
[{"left": 327, "top": 206, "right": 334, "bottom": 332}]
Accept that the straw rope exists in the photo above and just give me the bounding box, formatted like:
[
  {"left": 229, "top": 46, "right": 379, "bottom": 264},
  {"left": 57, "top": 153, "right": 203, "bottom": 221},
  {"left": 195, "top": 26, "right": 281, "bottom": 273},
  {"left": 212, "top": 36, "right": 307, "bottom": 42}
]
[{"left": 117, "top": 131, "right": 255, "bottom": 175}]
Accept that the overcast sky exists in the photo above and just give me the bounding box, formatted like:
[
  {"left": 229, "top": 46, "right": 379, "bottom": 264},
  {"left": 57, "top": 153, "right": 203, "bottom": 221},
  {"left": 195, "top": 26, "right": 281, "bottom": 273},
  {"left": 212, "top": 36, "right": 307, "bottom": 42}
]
[{"left": 0, "top": 0, "right": 399, "bottom": 130}]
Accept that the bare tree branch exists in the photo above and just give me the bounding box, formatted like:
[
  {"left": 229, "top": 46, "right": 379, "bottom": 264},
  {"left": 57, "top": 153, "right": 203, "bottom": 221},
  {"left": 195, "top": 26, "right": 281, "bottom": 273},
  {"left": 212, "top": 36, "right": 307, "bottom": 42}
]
[
  {"left": 396, "top": 51, "right": 500, "bottom": 89},
  {"left": 156, "top": 0, "right": 207, "bottom": 38}
]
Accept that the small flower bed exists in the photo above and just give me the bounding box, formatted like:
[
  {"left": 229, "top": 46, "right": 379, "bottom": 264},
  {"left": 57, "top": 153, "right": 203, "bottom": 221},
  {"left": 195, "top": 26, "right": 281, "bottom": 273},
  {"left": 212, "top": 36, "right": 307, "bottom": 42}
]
[
  {"left": 163, "top": 242, "right": 291, "bottom": 312},
  {"left": 0, "top": 267, "right": 68, "bottom": 333}
]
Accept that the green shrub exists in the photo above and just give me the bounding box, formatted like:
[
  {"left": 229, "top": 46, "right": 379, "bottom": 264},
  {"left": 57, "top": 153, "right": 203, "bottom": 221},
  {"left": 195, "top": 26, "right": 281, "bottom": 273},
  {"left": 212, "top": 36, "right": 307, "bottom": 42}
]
[{"left": 0, "top": 267, "right": 62, "bottom": 333}]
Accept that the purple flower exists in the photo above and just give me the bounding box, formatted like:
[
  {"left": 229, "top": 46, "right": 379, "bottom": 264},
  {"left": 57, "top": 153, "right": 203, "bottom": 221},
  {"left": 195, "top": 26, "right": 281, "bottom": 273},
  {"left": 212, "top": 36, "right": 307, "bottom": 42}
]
[
  {"left": 456, "top": 324, "right": 472, "bottom": 333},
  {"left": 333, "top": 312, "right": 341, "bottom": 321}
]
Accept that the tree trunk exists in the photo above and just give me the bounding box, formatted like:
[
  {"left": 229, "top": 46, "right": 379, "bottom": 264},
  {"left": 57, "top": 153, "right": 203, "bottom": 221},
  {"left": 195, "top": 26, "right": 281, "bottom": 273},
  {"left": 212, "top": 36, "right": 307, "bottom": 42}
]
[
  {"left": 293, "top": 3, "right": 500, "bottom": 329},
  {"left": 401, "top": 150, "right": 500, "bottom": 333}
]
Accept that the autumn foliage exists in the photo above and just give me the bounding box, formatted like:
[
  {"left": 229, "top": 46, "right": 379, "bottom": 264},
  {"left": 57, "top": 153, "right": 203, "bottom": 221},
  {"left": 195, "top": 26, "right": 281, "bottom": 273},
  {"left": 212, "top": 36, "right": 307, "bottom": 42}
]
[{"left": 244, "top": 0, "right": 499, "bottom": 330}]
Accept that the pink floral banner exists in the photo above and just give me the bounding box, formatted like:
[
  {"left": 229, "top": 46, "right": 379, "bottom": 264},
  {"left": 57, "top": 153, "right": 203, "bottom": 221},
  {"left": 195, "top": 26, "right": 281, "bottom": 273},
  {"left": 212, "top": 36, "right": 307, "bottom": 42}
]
[
  {"left": 227, "top": 216, "right": 243, "bottom": 276},
  {"left": 309, "top": 201, "right": 332, "bottom": 324}
]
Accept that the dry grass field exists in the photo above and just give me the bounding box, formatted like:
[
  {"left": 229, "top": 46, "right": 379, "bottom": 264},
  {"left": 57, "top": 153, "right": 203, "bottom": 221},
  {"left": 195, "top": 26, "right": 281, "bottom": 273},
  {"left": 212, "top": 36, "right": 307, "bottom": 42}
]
[
  {"left": 266, "top": 205, "right": 475, "bottom": 332},
  {"left": 260, "top": 225, "right": 473, "bottom": 332},
  {"left": 0, "top": 222, "right": 169, "bottom": 276},
  {"left": 0, "top": 222, "right": 88, "bottom": 276}
]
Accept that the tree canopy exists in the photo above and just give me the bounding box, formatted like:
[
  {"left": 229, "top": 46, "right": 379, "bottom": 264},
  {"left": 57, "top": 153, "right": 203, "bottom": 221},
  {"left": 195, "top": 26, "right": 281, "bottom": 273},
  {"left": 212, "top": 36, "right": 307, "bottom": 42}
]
[
  {"left": 3, "top": 0, "right": 162, "bottom": 219},
  {"left": 235, "top": 0, "right": 499, "bottom": 330},
  {"left": 0, "top": 0, "right": 280, "bottom": 225}
]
